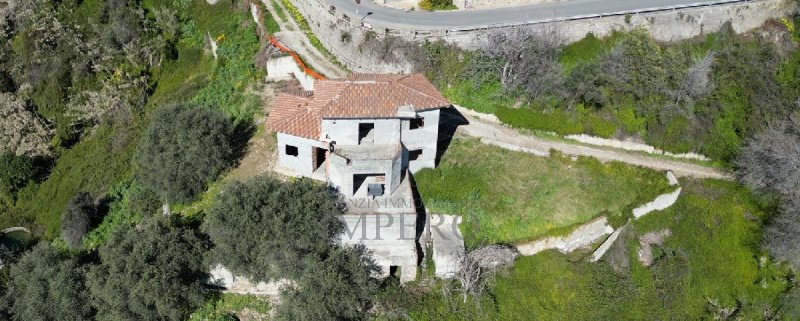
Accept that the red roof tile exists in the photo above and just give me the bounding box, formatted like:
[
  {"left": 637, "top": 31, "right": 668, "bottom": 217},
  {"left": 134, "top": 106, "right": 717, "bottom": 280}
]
[{"left": 266, "top": 74, "right": 449, "bottom": 139}]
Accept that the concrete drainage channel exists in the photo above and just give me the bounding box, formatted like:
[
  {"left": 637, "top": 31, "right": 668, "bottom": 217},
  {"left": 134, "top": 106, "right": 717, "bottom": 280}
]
[{"left": 514, "top": 171, "right": 683, "bottom": 262}]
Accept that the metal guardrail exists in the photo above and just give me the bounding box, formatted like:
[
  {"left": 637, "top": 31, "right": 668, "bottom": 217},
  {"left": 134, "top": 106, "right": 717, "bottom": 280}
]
[{"left": 444, "top": 0, "right": 757, "bottom": 32}]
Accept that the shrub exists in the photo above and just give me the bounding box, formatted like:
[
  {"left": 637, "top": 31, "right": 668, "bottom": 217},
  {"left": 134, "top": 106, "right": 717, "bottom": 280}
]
[
  {"left": 0, "top": 153, "right": 35, "bottom": 206},
  {"left": 418, "top": 0, "right": 457, "bottom": 10},
  {"left": 60, "top": 192, "right": 97, "bottom": 248}
]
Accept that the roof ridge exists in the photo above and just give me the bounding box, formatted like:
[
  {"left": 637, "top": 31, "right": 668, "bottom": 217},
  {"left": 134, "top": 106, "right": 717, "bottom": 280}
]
[{"left": 395, "top": 78, "right": 449, "bottom": 105}]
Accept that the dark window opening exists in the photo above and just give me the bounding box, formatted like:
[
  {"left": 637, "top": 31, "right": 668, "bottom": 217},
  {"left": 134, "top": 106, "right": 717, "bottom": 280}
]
[
  {"left": 285, "top": 145, "right": 299, "bottom": 157},
  {"left": 358, "top": 123, "right": 375, "bottom": 144},
  {"left": 389, "top": 265, "right": 399, "bottom": 278},
  {"left": 313, "top": 147, "right": 327, "bottom": 170},
  {"left": 353, "top": 173, "right": 384, "bottom": 195},
  {"left": 410, "top": 117, "right": 425, "bottom": 130},
  {"left": 409, "top": 149, "right": 423, "bottom": 161}
]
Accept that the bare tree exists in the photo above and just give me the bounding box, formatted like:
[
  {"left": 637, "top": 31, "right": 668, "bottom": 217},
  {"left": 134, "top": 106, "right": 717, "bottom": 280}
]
[
  {"left": 441, "top": 247, "right": 501, "bottom": 305},
  {"left": 736, "top": 114, "right": 800, "bottom": 268},
  {"left": 481, "top": 26, "right": 565, "bottom": 101}
]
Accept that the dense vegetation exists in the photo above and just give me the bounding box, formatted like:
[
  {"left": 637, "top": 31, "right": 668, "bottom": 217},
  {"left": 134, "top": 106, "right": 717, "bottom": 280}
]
[{"left": 395, "top": 22, "right": 800, "bottom": 164}]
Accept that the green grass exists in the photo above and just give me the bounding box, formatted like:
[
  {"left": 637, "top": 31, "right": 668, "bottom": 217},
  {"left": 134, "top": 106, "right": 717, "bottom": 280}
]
[
  {"left": 189, "top": 293, "right": 271, "bottom": 321},
  {"left": 11, "top": 124, "right": 140, "bottom": 238},
  {"left": 415, "top": 138, "right": 671, "bottom": 246},
  {"left": 559, "top": 31, "right": 620, "bottom": 72},
  {"left": 402, "top": 179, "right": 793, "bottom": 320}
]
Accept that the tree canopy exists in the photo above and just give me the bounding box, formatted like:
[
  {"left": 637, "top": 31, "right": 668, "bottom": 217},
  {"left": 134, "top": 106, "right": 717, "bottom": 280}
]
[
  {"left": 87, "top": 218, "right": 210, "bottom": 321},
  {"left": 4, "top": 243, "right": 93, "bottom": 321},
  {"left": 276, "top": 245, "right": 380, "bottom": 321},
  {"left": 135, "top": 103, "right": 233, "bottom": 205},
  {"left": 204, "top": 176, "right": 344, "bottom": 281},
  {"left": 60, "top": 192, "right": 97, "bottom": 248}
]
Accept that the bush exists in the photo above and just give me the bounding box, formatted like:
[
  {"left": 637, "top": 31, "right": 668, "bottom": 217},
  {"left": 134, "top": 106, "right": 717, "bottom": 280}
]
[
  {"left": 60, "top": 192, "right": 97, "bottom": 248},
  {"left": 87, "top": 218, "right": 210, "bottom": 321},
  {"left": 0, "top": 153, "right": 35, "bottom": 206},
  {"left": 135, "top": 103, "right": 233, "bottom": 207},
  {"left": 418, "top": 0, "right": 457, "bottom": 10},
  {"left": 204, "top": 176, "right": 343, "bottom": 281}
]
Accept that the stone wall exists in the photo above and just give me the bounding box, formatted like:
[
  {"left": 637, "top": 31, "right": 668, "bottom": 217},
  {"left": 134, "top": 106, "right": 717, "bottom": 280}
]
[
  {"left": 290, "top": 0, "right": 796, "bottom": 73},
  {"left": 516, "top": 216, "right": 614, "bottom": 256}
]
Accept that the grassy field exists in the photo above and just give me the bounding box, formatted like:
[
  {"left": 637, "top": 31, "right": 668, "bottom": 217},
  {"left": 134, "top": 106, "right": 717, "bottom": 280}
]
[
  {"left": 414, "top": 138, "right": 671, "bottom": 246},
  {"left": 402, "top": 179, "right": 794, "bottom": 320}
]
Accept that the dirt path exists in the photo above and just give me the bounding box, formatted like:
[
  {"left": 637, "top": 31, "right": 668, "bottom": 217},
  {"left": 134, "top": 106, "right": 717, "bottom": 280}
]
[
  {"left": 262, "top": 0, "right": 348, "bottom": 78},
  {"left": 450, "top": 106, "right": 732, "bottom": 180}
]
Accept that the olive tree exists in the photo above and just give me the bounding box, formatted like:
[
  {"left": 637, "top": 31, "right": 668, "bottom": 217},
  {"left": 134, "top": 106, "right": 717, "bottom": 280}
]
[
  {"left": 5, "top": 243, "right": 93, "bottom": 321},
  {"left": 87, "top": 218, "right": 210, "bottom": 321},
  {"left": 135, "top": 103, "right": 233, "bottom": 213},
  {"left": 275, "top": 245, "right": 380, "bottom": 321},
  {"left": 204, "top": 176, "right": 344, "bottom": 282},
  {"left": 736, "top": 114, "right": 800, "bottom": 268}
]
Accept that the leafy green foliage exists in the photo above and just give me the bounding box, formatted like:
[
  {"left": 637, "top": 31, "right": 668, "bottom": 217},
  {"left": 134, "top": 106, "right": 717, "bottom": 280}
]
[
  {"left": 189, "top": 293, "right": 271, "bottom": 321},
  {"left": 60, "top": 192, "right": 97, "bottom": 248},
  {"left": 135, "top": 103, "right": 233, "bottom": 205},
  {"left": 204, "top": 176, "right": 343, "bottom": 281},
  {"left": 87, "top": 218, "right": 210, "bottom": 321},
  {"left": 5, "top": 243, "right": 93, "bottom": 321},
  {"left": 417, "top": 26, "right": 800, "bottom": 162},
  {"left": 276, "top": 245, "right": 380, "bottom": 321},
  {"left": 0, "top": 153, "right": 34, "bottom": 207},
  {"left": 418, "top": 0, "right": 457, "bottom": 10}
]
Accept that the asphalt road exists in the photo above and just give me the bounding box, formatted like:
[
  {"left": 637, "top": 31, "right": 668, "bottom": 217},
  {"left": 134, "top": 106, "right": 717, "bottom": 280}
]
[{"left": 326, "top": 0, "right": 747, "bottom": 29}]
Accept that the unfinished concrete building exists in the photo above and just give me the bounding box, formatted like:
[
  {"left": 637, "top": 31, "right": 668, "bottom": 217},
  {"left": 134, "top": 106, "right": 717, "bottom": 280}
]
[
  {"left": 267, "top": 73, "right": 449, "bottom": 199},
  {"left": 267, "top": 73, "right": 451, "bottom": 283}
]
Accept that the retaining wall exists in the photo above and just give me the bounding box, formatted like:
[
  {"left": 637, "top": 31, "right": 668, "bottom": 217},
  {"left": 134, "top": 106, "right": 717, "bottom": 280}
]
[{"left": 291, "top": 0, "right": 795, "bottom": 73}]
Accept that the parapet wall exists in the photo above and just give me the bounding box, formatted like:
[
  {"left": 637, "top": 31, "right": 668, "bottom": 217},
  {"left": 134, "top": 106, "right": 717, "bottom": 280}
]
[{"left": 290, "top": 0, "right": 796, "bottom": 73}]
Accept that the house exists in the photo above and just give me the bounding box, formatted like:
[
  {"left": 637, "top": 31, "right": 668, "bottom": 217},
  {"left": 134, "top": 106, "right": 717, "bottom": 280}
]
[{"left": 267, "top": 73, "right": 450, "bottom": 200}]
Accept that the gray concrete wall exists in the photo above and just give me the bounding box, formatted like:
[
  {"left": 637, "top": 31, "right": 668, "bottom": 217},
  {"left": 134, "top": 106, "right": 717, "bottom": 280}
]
[
  {"left": 328, "top": 153, "right": 402, "bottom": 196},
  {"left": 401, "top": 109, "right": 440, "bottom": 173},
  {"left": 339, "top": 214, "right": 419, "bottom": 283},
  {"left": 322, "top": 118, "right": 402, "bottom": 146},
  {"left": 276, "top": 133, "right": 325, "bottom": 176},
  {"left": 290, "top": 0, "right": 796, "bottom": 73}
]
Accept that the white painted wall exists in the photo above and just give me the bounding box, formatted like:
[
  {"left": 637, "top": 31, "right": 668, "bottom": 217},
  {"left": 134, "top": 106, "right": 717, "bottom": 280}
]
[
  {"left": 276, "top": 133, "right": 325, "bottom": 176},
  {"left": 401, "top": 109, "right": 440, "bottom": 173},
  {"left": 266, "top": 56, "right": 316, "bottom": 91},
  {"left": 321, "top": 118, "right": 401, "bottom": 146}
]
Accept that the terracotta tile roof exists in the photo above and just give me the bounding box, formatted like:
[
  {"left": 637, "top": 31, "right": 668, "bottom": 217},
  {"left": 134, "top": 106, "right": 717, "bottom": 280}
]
[{"left": 266, "top": 74, "right": 450, "bottom": 139}]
